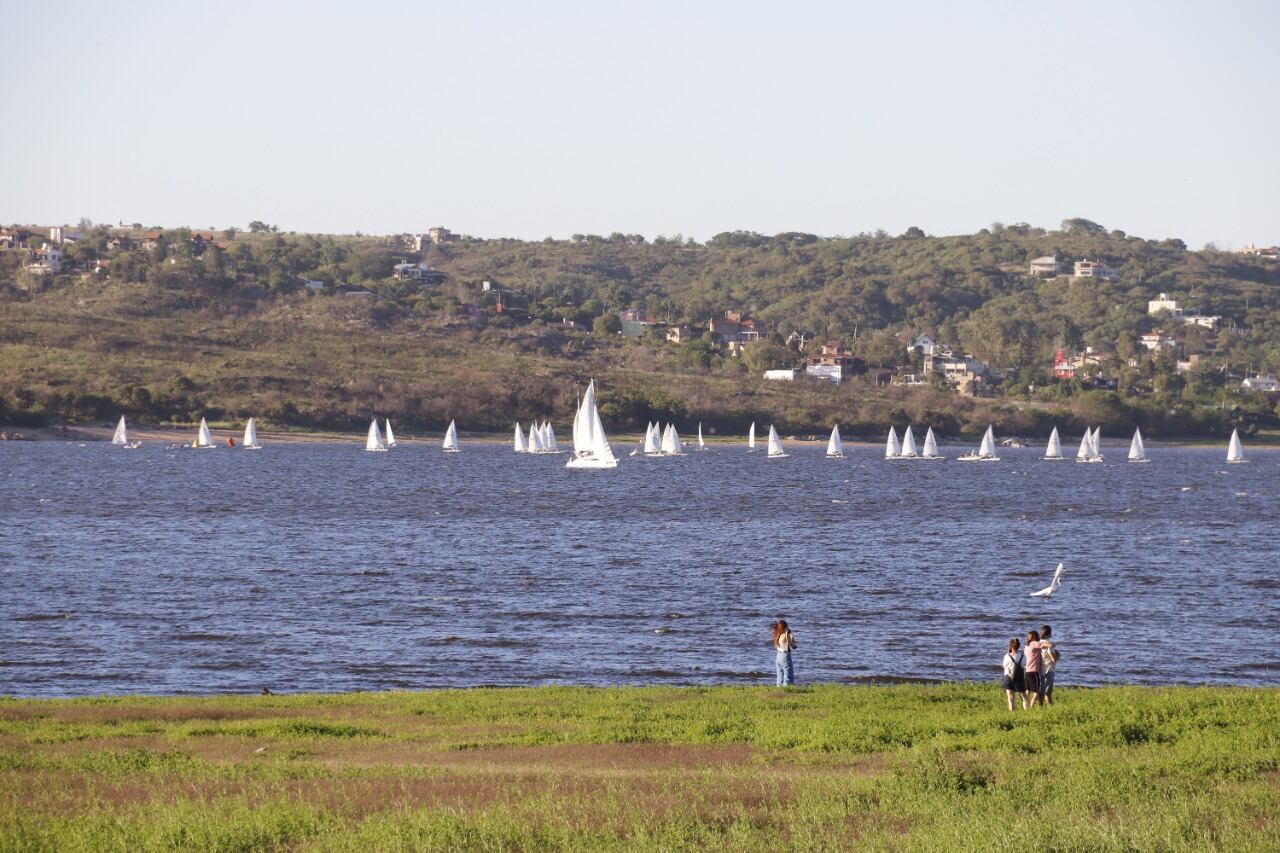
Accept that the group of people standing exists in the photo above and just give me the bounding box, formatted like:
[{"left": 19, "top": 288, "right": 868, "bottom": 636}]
[
  {"left": 768, "top": 620, "right": 1061, "bottom": 709},
  {"left": 1001, "top": 625, "right": 1059, "bottom": 710}
]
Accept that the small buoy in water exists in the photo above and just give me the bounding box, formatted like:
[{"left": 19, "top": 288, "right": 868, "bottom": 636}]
[
  {"left": 1180, "top": 486, "right": 1193, "bottom": 492},
  {"left": 653, "top": 627, "right": 672, "bottom": 635}
]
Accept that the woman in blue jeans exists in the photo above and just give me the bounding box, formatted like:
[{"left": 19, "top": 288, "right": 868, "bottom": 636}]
[{"left": 771, "top": 620, "right": 797, "bottom": 686}]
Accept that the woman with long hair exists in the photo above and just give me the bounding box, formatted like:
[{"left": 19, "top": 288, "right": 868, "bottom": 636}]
[
  {"left": 771, "top": 620, "right": 797, "bottom": 686},
  {"left": 1001, "top": 638, "right": 1026, "bottom": 711},
  {"left": 1023, "top": 629, "right": 1043, "bottom": 708}
]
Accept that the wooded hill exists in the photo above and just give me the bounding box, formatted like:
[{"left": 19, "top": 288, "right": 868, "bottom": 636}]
[{"left": 2, "top": 220, "right": 1278, "bottom": 438}]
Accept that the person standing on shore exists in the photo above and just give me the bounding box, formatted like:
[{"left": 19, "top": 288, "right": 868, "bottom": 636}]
[
  {"left": 1023, "top": 629, "right": 1043, "bottom": 708},
  {"left": 1002, "top": 638, "right": 1027, "bottom": 711},
  {"left": 1038, "top": 624, "right": 1058, "bottom": 705},
  {"left": 771, "top": 620, "right": 797, "bottom": 686}
]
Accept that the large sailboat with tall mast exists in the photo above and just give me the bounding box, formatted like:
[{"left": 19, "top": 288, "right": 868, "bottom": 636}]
[{"left": 566, "top": 380, "right": 618, "bottom": 469}]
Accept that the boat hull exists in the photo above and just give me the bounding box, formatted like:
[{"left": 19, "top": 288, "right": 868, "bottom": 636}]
[{"left": 566, "top": 455, "right": 617, "bottom": 470}]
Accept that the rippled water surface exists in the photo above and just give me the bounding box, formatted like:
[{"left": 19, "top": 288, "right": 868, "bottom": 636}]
[{"left": 2, "top": 439, "right": 1277, "bottom": 696}]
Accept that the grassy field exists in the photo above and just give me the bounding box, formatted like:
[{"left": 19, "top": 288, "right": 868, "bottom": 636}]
[{"left": 2, "top": 685, "right": 1277, "bottom": 851}]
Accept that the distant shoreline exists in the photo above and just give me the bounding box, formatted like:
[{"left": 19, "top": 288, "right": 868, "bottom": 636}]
[{"left": 1, "top": 423, "right": 1269, "bottom": 449}]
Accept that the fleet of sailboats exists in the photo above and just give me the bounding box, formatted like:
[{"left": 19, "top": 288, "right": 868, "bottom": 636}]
[
  {"left": 108, "top": 408, "right": 1258, "bottom": 469},
  {"left": 826, "top": 425, "right": 844, "bottom": 459},
  {"left": 566, "top": 380, "right": 617, "bottom": 470}
]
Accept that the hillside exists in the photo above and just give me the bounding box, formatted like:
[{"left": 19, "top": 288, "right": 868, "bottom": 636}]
[{"left": 2, "top": 222, "right": 1279, "bottom": 438}]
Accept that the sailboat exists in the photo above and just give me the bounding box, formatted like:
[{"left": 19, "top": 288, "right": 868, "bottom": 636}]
[
  {"left": 747, "top": 422, "right": 757, "bottom": 452},
  {"left": 528, "top": 421, "right": 545, "bottom": 453},
  {"left": 1226, "top": 428, "right": 1246, "bottom": 464},
  {"left": 544, "top": 422, "right": 560, "bottom": 453},
  {"left": 1030, "top": 563, "right": 1065, "bottom": 598},
  {"left": 1127, "top": 427, "right": 1148, "bottom": 463},
  {"left": 1076, "top": 428, "right": 1097, "bottom": 463},
  {"left": 441, "top": 419, "right": 460, "bottom": 453},
  {"left": 697, "top": 422, "right": 706, "bottom": 450},
  {"left": 922, "top": 427, "right": 943, "bottom": 459},
  {"left": 826, "top": 425, "right": 845, "bottom": 459},
  {"left": 566, "top": 380, "right": 618, "bottom": 470},
  {"left": 112, "top": 416, "right": 140, "bottom": 449},
  {"left": 365, "top": 418, "right": 388, "bottom": 452},
  {"left": 193, "top": 417, "right": 216, "bottom": 449},
  {"left": 1089, "top": 426, "right": 1104, "bottom": 462},
  {"left": 958, "top": 426, "right": 999, "bottom": 461},
  {"left": 766, "top": 425, "right": 788, "bottom": 458},
  {"left": 900, "top": 426, "right": 919, "bottom": 459},
  {"left": 661, "top": 423, "right": 683, "bottom": 456},
  {"left": 1043, "top": 427, "right": 1064, "bottom": 460},
  {"left": 884, "top": 427, "right": 901, "bottom": 460},
  {"left": 384, "top": 419, "right": 397, "bottom": 449},
  {"left": 643, "top": 422, "right": 662, "bottom": 456},
  {"left": 242, "top": 417, "right": 262, "bottom": 450},
  {"left": 513, "top": 422, "right": 527, "bottom": 453}
]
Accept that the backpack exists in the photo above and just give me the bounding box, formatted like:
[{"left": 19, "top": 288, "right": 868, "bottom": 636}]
[{"left": 1008, "top": 653, "right": 1024, "bottom": 681}]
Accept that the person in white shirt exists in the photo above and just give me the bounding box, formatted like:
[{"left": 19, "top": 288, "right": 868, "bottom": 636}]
[
  {"left": 1002, "top": 638, "right": 1027, "bottom": 711},
  {"left": 771, "top": 620, "right": 797, "bottom": 686},
  {"left": 1038, "top": 624, "right": 1058, "bottom": 705}
]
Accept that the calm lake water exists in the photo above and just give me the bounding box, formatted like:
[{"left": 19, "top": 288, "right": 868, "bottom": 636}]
[{"left": 2, "top": 438, "right": 1277, "bottom": 697}]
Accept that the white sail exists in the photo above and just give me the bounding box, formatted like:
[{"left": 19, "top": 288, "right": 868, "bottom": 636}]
[
  {"left": 1128, "top": 427, "right": 1147, "bottom": 462},
  {"left": 441, "top": 419, "right": 460, "bottom": 452},
  {"left": 698, "top": 422, "right": 705, "bottom": 449},
  {"left": 196, "top": 417, "right": 215, "bottom": 448},
  {"left": 1226, "top": 428, "right": 1245, "bottom": 463},
  {"left": 384, "top": 419, "right": 397, "bottom": 448},
  {"left": 922, "top": 427, "right": 941, "bottom": 459},
  {"left": 661, "top": 423, "right": 683, "bottom": 455},
  {"left": 826, "top": 425, "right": 844, "bottom": 458},
  {"left": 528, "top": 421, "right": 544, "bottom": 453},
  {"left": 1091, "top": 426, "right": 1103, "bottom": 460},
  {"left": 365, "top": 418, "right": 387, "bottom": 452},
  {"left": 767, "top": 425, "right": 788, "bottom": 458},
  {"left": 901, "top": 426, "right": 919, "bottom": 458},
  {"left": 1076, "top": 429, "right": 1092, "bottom": 461},
  {"left": 643, "top": 422, "right": 661, "bottom": 455},
  {"left": 113, "top": 416, "right": 128, "bottom": 446},
  {"left": 748, "top": 422, "right": 757, "bottom": 451},
  {"left": 978, "top": 426, "right": 997, "bottom": 459},
  {"left": 885, "top": 427, "right": 900, "bottom": 459},
  {"left": 513, "top": 422, "right": 527, "bottom": 453},
  {"left": 1044, "top": 427, "right": 1063, "bottom": 459},
  {"left": 567, "top": 380, "right": 618, "bottom": 469},
  {"left": 544, "top": 422, "right": 559, "bottom": 452},
  {"left": 243, "top": 417, "right": 261, "bottom": 449}
]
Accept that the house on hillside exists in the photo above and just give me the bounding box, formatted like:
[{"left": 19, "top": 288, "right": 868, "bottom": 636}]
[
  {"left": 428, "top": 226, "right": 458, "bottom": 245},
  {"left": 1146, "top": 293, "right": 1220, "bottom": 329},
  {"left": 806, "top": 342, "right": 865, "bottom": 384},
  {"left": 666, "top": 324, "right": 694, "bottom": 343},
  {"left": 785, "top": 330, "right": 812, "bottom": 351},
  {"left": 1028, "top": 255, "right": 1061, "bottom": 277},
  {"left": 393, "top": 262, "right": 447, "bottom": 283},
  {"left": 1054, "top": 347, "right": 1112, "bottom": 379},
  {"left": 1236, "top": 244, "right": 1279, "bottom": 260},
  {"left": 24, "top": 243, "right": 63, "bottom": 274},
  {"left": 764, "top": 369, "right": 799, "bottom": 381},
  {"left": 619, "top": 308, "right": 663, "bottom": 338},
  {"left": 0, "top": 228, "right": 33, "bottom": 249},
  {"left": 708, "top": 311, "right": 766, "bottom": 349},
  {"left": 140, "top": 230, "right": 163, "bottom": 251},
  {"left": 1073, "top": 259, "right": 1119, "bottom": 280},
  {"left": 105, "top": 234, "right": 135, "bottom": 252},
  {"left": 1139, "top": 330, "right": 1177, "bottom": 351},
  {"left": 1241, "top": 374, "right": 1280, "bottom": 392},
  {"left": 907, "top": 333, "right": 940, "bottom": 356}
]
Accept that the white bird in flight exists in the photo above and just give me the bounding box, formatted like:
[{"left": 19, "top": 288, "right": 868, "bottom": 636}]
[{"left": 1030, "top": 563, "right": 1065, "bottom": 598}]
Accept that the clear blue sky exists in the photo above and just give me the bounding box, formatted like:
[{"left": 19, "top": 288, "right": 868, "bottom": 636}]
[{"left": 3, "top": 1, "right": 1277, "bottom": 248}]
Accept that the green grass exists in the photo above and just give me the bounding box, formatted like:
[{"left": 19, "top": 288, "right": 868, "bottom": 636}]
[{"left": 1, "top": 685, "right": 1277, "bottom": 851}]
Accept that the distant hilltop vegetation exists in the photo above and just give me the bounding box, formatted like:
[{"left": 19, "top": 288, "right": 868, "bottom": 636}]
[{"left": 1, "top": 219, "right": 1278, "bottom": 438}]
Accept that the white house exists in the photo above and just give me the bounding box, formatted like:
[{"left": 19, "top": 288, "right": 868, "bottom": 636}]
[
  {"left": 1148, "top": 293, "right": 1180, "bottom": 315},
  {"left": 24, "top": 243, "right": 63, "bottom": 274},
  {"left": 1241, "top": 375, "right": 1280, "bottom": 392},
  {"left": 764, "top": 368, "right": 799, "bottom": 381},
  {"left": 1028, "top": 256, "right": 1061, "bottom": 277},
  {"left": 1073, "top": 259, "right": 1119, "bottom": 280},
  {"left": 907, "top": 333, "right": 940, "bottom": 356},
  {"left": 1139, "top": 331, "right": 1177, "bottom": 351}
]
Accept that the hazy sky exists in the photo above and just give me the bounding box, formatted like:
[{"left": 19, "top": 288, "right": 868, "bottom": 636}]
[{"left": 4, "top": 1, "right": 1277, "bottom": 247}]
